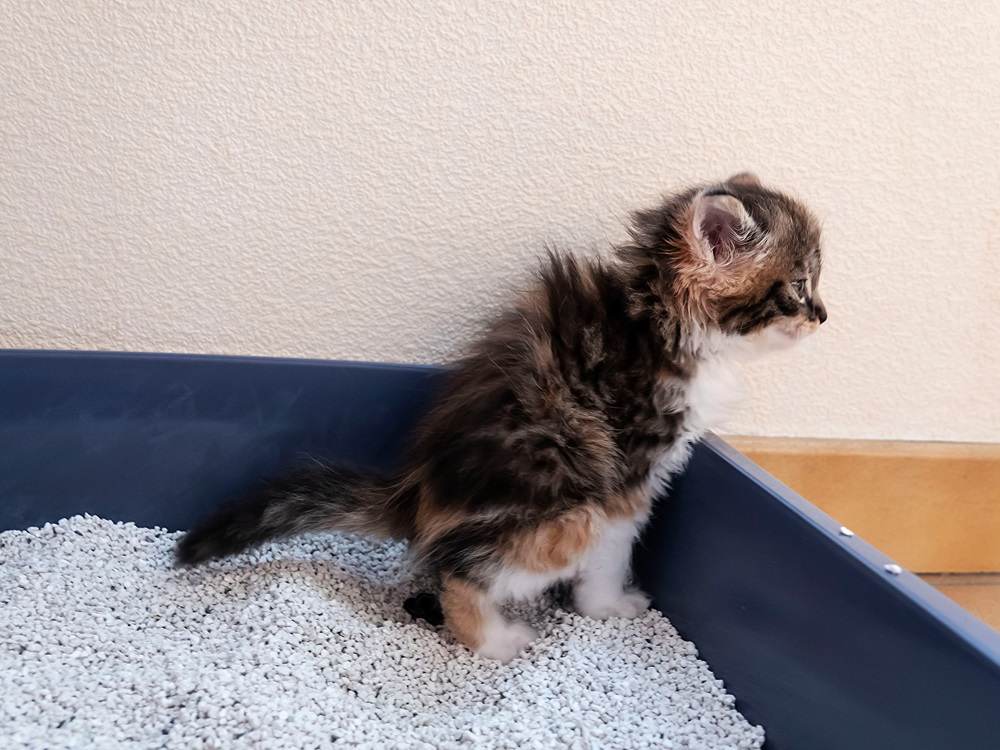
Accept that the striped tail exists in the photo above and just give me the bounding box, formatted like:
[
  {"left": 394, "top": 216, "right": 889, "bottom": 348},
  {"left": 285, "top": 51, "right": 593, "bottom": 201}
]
[{"left": 174, "top": 464, "right": 411, "bottom": 566}]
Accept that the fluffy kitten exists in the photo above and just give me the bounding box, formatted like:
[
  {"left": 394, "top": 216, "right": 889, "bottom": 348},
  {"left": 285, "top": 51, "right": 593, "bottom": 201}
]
[{"left": 176, "top": 173, "right": 826, "bottom": 662}]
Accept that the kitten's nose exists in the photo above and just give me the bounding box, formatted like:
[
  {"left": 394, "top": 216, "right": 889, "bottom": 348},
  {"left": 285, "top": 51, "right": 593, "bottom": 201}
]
[{"left": 811, "top": 298, "right": 828, "bottom": 324}]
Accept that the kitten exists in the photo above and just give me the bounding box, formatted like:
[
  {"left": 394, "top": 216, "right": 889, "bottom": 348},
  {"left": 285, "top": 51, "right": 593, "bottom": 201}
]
[{"left": 176, "top": 173, "right": 826, "bottom": 662}]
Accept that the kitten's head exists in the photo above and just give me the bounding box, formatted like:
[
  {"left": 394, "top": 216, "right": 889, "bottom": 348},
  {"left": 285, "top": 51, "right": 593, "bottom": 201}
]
[{"left": 657, "top": 173, "right": 827, "bottom": 352}]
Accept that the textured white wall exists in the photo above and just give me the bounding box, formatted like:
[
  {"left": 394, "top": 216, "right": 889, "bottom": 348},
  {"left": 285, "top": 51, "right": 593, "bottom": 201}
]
[{"left": 2, "top": 2, "right": 998, "bottom": 442}]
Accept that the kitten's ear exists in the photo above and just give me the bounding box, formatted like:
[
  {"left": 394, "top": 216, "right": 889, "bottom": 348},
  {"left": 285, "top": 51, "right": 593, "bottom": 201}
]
[
  {"left": 727, "top": 171, "right": 761, "bottom": 188},
  {"left": 691, "top": 192, "right": 757, "bottom": 264}
]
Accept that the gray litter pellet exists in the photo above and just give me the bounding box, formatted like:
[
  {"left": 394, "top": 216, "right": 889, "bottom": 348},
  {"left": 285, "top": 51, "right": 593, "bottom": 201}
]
[{"left": 0, "top": 515, "right": 765, "bottom": 749}]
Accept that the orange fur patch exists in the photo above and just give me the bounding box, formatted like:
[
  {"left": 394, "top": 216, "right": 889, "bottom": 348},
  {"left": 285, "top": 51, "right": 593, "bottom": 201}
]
[
  {"left": 605, "top": 485, "right": 653, "bottom": 520},
  {"left": 440, "top": 577, "right": 486, "bottom": 649},
  {"left": 506, "top": 508, "right": 598, "bottom": 572}
]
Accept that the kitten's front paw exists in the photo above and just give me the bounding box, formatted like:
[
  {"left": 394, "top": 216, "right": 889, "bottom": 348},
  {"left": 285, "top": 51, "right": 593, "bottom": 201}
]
[
  {"left": 575, "top": 588, "right": 650, "bottom": 620},
  {"left": 475, "top": 620, "right": 537, "bottom": 663}
]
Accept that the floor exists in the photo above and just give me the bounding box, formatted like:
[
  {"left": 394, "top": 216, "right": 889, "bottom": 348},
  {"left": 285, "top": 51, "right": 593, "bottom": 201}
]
[{"left": 921, "top": 574, "right": 1000, "bottom": 631}]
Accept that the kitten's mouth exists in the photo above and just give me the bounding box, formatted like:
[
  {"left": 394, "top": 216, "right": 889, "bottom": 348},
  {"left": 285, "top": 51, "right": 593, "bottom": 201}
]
[
  {"left": 776, "top": 318, "right": 819, "bottom": 340},
  {"left": 740, "top": 317, "right": 819, "bottom": 356},
  {"left": 794, "top": 320, "right": 821, "bottom": 338}
]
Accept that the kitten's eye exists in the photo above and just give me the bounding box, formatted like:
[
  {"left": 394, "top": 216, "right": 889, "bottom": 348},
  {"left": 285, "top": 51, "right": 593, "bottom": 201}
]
[{"left": 791, "top": 279, "right": 808, "bottom": 301}]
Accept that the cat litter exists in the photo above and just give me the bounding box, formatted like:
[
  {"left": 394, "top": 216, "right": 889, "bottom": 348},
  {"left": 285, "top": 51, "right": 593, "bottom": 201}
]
[{"left": 0, "top": 515, "right": 765, "bottom": 749}]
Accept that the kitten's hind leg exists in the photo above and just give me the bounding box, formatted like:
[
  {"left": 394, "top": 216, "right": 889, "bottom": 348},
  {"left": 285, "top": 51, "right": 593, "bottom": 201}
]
[
  {"left": 573, "top": 518, "right": 650, "bottom": 620},
  {"left": 440, "top": 577, "right": 536, "bottom": 662}
]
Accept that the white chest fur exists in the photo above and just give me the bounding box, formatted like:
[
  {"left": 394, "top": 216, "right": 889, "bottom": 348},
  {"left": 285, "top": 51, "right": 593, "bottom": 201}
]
[{"left": 647, "top": 353, "right": 743, "bottom": 493}]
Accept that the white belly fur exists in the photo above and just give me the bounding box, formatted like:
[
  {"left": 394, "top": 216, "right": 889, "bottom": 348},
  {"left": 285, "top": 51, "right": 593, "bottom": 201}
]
[{"left": 647, "top": 354, "right": 742, "bottom": 495}]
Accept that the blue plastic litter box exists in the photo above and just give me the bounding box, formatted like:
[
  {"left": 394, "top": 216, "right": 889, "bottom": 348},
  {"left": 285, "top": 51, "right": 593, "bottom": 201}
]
[{"left": 1, "top": 350, "right": 998, "bottom": 750}]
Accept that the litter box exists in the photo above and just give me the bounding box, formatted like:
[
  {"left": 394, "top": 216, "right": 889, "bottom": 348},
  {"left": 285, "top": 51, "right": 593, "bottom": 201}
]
[{"left": 1, "top": 350, "right": 998, "bottom": 750}]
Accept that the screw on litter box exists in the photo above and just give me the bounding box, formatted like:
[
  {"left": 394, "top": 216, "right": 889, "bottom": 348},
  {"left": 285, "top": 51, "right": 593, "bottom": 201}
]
[
  {"left": 884, "top": 563, "right": 903, "bottom": 576},
  {"left": 838, "top": 526, "right": 855, "bottom": 537}
]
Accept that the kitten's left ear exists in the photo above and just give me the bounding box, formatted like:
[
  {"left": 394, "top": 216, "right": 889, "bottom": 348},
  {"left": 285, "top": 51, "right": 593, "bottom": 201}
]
[{"left": 691, "top": 192, "right": 757, "bottom": 264}]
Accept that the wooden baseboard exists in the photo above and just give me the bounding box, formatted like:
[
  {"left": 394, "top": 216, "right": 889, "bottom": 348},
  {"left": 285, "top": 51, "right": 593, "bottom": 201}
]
[
  {"left": 920, "top": 574, "right": 1000, "bottom": 630},
  {"left": 725, "top": 437, "right": 1000, "bottom": 574}
]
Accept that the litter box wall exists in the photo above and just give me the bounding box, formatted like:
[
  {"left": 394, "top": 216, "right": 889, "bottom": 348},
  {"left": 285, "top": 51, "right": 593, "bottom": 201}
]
[{"left": 2, "top": 350, "right": 998, "bottom": 750}]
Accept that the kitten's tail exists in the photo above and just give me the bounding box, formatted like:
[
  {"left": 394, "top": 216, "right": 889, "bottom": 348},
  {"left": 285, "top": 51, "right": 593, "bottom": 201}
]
[{"left": 174, "top": 464, "right": 415, "bottom": 566}]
